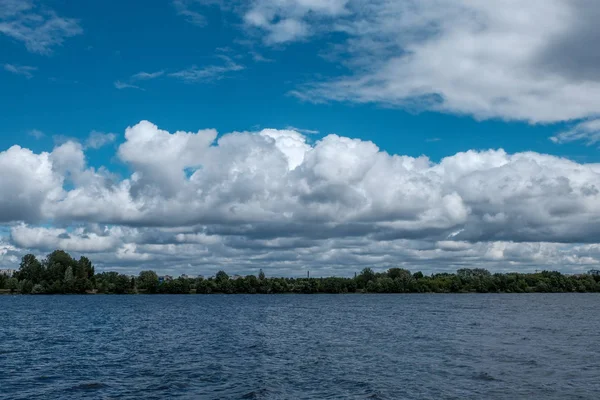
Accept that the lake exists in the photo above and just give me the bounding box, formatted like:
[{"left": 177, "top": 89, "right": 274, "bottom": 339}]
[{"left": 1, "top": 294, "right": 599, "bottom": 399}]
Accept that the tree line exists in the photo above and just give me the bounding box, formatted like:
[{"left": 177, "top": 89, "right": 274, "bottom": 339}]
[{"left": 1, "top": 250, "right": 600, "bottom": 295}]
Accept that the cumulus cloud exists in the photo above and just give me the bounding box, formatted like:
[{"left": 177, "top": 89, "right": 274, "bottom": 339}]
[
  {"left": 0, "top": 0, "right": 82, "bottom": 54},
  {"left": 4, "top": 120, "right": 600, "bottom": 274},
  {"left": 0, "top": 145, "right": 63, "bottom": 223},
  {"left": 117, "top": 120, "right": 217, "bottom": 196},
  {"left": 0, "top": 237, "right": 19, "bottom": 268},
  {"left": 11, "top": 224, "right": 124, "bottom": 253},
  {"left": 259, "top": 128, "right": 310, "bottom": 169}
]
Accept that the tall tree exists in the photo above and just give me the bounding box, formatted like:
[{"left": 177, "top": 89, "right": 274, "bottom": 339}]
[
  {"left": 17, "top": 254, "right": 44, "bottom": 284},
  {"left": 138, "top": 271, "right": 159, "bottom": 293}
]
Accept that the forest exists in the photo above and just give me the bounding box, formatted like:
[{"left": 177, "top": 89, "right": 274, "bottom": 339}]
[{"left": 1, "top": 250, "right": 600, "bottom": 295}]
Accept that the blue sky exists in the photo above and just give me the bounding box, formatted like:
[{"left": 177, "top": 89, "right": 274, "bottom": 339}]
[
  {"left": 2, "top": 0, "right": 600, "bottom": 275},
  {"left": 1, "top": 0, "right": 592, "bottom": 164}
]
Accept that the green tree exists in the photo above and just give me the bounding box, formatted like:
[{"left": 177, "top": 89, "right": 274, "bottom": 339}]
[
  {"left": 7, "top": 277, "right": 19, "bottom": 293},
  {"left": 44, "top": 250, "right": 77, "bottom": 285},
  {"left": 17, "top": 254, "right": 44, "bottom": 284},
  {"left": 196, "top": 278, "right": 214, "bottom": 294},
  {"left": 19, "top": 280, "right": 34, "bottom": 294},
  {"left": 64, "top": 266, "right": 75, "bottom": 293},
  {"left": 244, "top": 275, "right": 259, "bottom": 293},
  {"left": 138, "top": 271, "right": 159, "bottom": 293},
  {"left": 356, "top": 268, "right": 376, "bottom": 290},
  {"left": 114, "top": 274, "right": 131, "bottom": 294},
  {"left": 64, "top": 265, "right": 74, "bottom": 281},
  {"left": 78, "top": 257, "right": 94, "bottom": 278},
  {"left": 216, "top": 270, "right": 229, "bottom": 283}
]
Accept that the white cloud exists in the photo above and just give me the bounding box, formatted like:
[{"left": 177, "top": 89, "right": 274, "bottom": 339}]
[
  {"left": 28, "top": 129, "right": 45, "bottom": 139},
  {"left": 3, "top": 63, "right": 36, "bottom": 78},
  {"left": 114, "top": 71, "right": 164, "bottom": 91},
  {"left": 245, "top": 0, "right": 348, "bottom": 43},
  {"left": 86, "top": 131, "right": 117, "bottom": 149},
  {"left": 117, "top": 120, "right": 217, "bottom": 196},
  {"left": 131, "top": 70, "right": 164, "bottom": 81},
  {"left": 259, "top": 128, "right": 310, "bottom": 169},
  {"left": 0, "top": 145, "right": 63, "bottom": 223},
  {"left": 551, "top": 119, "right": 600, "bottom": 146},
  {"left": 170, "top": 0, "right": 600, "bottom": 123},
  {"left": 201, "top": 0, "right": 600, "bottom": 124},
  {"left": 169, "top": 56, "right": 244, "bottom": 83},
  {"left": 173, "top": 0, "right": 208, "bottom": 26},
  {"left": 250, "top": 51, "right": 274, "bottom": 63},
  {"left": 5, "top": 120, "right": 600, "bottom": 274},
  {"left": 11, "top": 224, "right": 124, "bottom": 253},
  {"left": 114, "top": 81, "right": 142, "bottom": 90},
  {"left": 285, "top": 126, "right": 319, "bottom": 135},
  {"left": 0, "top": 0, "right": 82, "bottom": 54}
]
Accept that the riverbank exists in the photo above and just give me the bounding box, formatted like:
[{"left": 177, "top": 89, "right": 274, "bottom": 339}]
[{"left": 4, "top": 250, "right": 600, "bottom": 295}]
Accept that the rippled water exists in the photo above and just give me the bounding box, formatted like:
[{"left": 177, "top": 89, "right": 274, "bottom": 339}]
[{"left": 1, "top": 294, "right": 599, "bottom": 399}]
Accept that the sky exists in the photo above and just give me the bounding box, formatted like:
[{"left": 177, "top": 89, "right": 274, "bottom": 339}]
[{"left": 2, "top": 0, "right": 600, "bottom": 276}]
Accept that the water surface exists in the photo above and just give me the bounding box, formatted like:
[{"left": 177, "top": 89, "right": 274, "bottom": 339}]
[{"left": 1, "top": 294, "right": 598, "bottom": 399}]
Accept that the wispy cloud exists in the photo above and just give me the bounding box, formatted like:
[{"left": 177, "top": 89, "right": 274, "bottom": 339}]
[
  {"left": 551, "top": 119, "right": 600, "bottom": 146},
  {"left": 0, "top": 0, "right": 82, "bottom": 54},
  {"left": 114, "top": 81, "right": 143, "bottom": 90},
  {"left": 28, "top": 129, "right": 45, "bottom": 139},
  {"left": 86, "top": 131, "right": 117, "bottom": 149},
  {"left": 131, "top": 70, "right": 164, "bottom": 81},
  {"left": 48, "top": 131, "right": 117, "bottom": 149},
  {"left": 173, "top": 0, "right": 207, "bottom": 26},
  {"left": 114, "top": 71, "right": 163, "bottom": 91},
  {"left": 4, "top": 63, "right": 36, "bottom": 78},
  {"left": 52, "top": 134, "right": 77, "bottom": 146},
  {"left": 169, "top": 56, "right": 244, "bottom": 83},
  {"left": 250, "top": 51, "right": 274, "bottom": 63},
  {"left": 285, "top": 126, "right": 319, "bottom": 135},
  {"left": 426, "top": 138, "right": 442, "bottom": 143}
]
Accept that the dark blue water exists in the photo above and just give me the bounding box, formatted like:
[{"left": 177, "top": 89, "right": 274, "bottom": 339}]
[{"left": 1, "top": 294, "right": 599, "bottom": 399}]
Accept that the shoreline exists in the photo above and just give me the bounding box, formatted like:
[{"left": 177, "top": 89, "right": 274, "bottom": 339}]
[
  {"left": 2, "top": 290, "right": 599, "bottom": 296},
  {"left": 4, "top": 250, "right": 600, "bottom": 295}
]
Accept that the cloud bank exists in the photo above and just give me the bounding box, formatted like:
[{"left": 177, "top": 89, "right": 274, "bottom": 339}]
[{"left": 1, "top": 121, "right": 600, "bottom": 275}]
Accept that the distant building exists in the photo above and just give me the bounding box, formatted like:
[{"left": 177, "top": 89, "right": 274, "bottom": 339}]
[
  {"left": 231, "top": 274, "right": 242, "bottom": 280},
  {"left": 180, "top": 274, "right": 190, "bottom": 280},
  {"left": 0, "top": 269, "right": 16, "bottom": 277},
  {"left": 158, "top": 275, "right": 173, "bottom": 283},
  {"left": 589, "top": 270, "right": 600, "bottom": 276}
]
